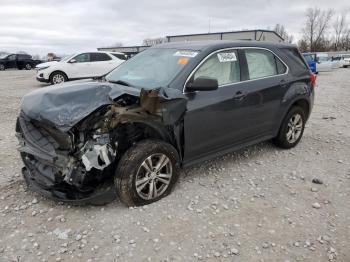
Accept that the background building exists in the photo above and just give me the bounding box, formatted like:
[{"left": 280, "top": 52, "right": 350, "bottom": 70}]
[{"left": 98, "top": 29, "right": 284, "bottom": 57}]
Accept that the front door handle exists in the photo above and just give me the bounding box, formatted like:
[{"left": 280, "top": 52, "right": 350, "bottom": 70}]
[{"left": 233, "top": 91, "right": 246, "bottom": 100}]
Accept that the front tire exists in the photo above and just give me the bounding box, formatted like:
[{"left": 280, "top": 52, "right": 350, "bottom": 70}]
[
  {"left": 50, "top": 72, "right": 67, "bottom": 85},
  {"left": 25, "top": 63, "right": 32, "bottom": 70},
  {"left": 273, "top": 106, "right": 306, "bottom": 149},
  {"left": 0, "top": 64, "right": 5, "bottom": 71},
  {"left": 115, "top": 139, "right": 180, "bottom": 207}
]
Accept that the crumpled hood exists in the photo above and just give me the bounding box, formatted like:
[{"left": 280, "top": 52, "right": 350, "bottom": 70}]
[{"left": 21, "top": 81, "right": 140, "bottom": 131}]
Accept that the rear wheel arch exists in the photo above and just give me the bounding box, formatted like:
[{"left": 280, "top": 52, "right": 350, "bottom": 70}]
[{"left": 291, "top": 99, "right": 310, "bottom": 119}]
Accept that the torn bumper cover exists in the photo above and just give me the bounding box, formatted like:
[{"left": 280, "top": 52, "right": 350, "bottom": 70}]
[
  {"left": 16, "top": 113, "right": 117, "bottom": 205},
  {"left": 22, "top": 167, "right": 116, "bottom": 205},
  {"left": 16, "top": 81, "right": 187, "bottom": 205}
]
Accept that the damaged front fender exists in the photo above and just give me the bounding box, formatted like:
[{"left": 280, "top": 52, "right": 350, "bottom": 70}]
[{"left": 17, "top": 81, "right": 188, "bottom": 204}]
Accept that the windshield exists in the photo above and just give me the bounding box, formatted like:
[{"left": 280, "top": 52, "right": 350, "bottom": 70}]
[
  {"left": 60, "top": 54, "right": 74, "bottom": 62},
  {"left": 106, "top": 48, "right": 199, "bottom": 89}
]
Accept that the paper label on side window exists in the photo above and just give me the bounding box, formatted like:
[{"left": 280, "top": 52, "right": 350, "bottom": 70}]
[
  {"left": 174, "top": 50, "right": 198, "bottom": 57},
  {"left": 217, "top": 52, "right": 237, "bottom": 62}
]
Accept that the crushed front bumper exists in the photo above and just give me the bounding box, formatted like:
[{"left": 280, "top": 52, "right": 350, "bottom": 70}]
[
  {"left": 16, "top": 113, "right": 117, "bottom": 205},
  {"left": 22, "top": 166, "right": 116, "bottom": 205}
]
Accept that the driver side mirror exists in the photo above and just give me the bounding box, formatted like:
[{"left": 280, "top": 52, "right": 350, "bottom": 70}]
[
  {"left": 69, "top": 59, "right": 77, "bottom": 63},
  {"left": 186, "top": 77, "right": 218, "bottom": 92}
]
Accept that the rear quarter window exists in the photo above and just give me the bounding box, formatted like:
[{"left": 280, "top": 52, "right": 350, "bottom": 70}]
[
  {"left": 281, "top": 48, "right": 309, "bottom": 72},
  {"left": 111, "top": 53, "right": 127, "bottom": 60}
]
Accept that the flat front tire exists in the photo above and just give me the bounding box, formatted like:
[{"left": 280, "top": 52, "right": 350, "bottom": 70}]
[
  {"left": 273, "top": 106, "right": 306, "bottom": 149},
  {"left": 115, "top": 139, "right": 180, "bottom": 207}
]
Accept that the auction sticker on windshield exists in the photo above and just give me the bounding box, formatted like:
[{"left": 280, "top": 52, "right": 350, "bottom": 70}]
[
  {"left": 174, "top": 50, "right": 199, "bottom": 57},
  {"left": 217, "top": 52, "right": 237, "bottom": 62}
]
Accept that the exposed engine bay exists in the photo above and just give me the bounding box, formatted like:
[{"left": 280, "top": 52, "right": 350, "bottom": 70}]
[{"left": 16, "top": 82, "right": 187, "bottom": 204}]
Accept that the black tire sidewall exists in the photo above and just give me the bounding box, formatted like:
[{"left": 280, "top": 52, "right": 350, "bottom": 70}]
[
  {"left": 275, "top": 106, "right": 306, "bottom": 149},
  {"left": 25, "top": 64, "right": 32, "bottom": 70},
  {"left": 115, "top": 139, "right": 180, "bottom": 206},
  {"left": 50, "top": 72, "right": 66, "bottom": 85},
  {"left": 0, "top": 64, "right": 5, "bottom": 70}
]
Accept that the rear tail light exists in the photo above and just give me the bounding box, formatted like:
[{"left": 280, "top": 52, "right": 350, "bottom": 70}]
[{"left": 310, "top": 73, "right": 316, "bottom": 88}]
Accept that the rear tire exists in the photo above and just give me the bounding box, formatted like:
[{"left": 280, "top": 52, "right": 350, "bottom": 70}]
[
  {"left": 50, "top": 72, "right": 67, "bottom": 85},
  {"left": 273, "top": 106, "right": 306, "bottom": 149},
  {"left": 0, "top": 64, "right": 5, "bottom": 71},
  {"left": 115, "top": 139, "right": 180, "bottom": 207}
]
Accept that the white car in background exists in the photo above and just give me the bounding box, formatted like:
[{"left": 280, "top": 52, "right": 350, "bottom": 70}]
[
  {"left": 337, "top": 54, "right": 350, "bottom": 68},
  {"left": 36, "top": 51, "right": 127, "bottom": 84},
  {"left": 316, "top": 53, "right": 333, "bottom": 72}
]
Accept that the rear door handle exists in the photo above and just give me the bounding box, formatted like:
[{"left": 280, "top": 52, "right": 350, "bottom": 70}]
[{"left": 233, "top": 91, "right": 246, "bottom": 100}]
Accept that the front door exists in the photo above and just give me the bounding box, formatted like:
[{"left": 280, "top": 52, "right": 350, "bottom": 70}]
[
  {"left": 68, "top": 53, "right": 92, "bottom": 78},
  {"left": 183, "top": 49, "right": 252, "bottom": 162}
]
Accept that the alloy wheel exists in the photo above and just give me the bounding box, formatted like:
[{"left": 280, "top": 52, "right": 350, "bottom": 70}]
[
  {"left": 52, "top": 74, "right": 65, "bottom": 84},
  {"left": 286, "top": 113, "right": 303, "bottom": 143},
  {"left": 135, "top": 153, "right": 172, "bottom": 200}
]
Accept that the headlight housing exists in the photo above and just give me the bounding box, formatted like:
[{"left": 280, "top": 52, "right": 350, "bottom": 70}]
[{"left": 36, "top": 66, "right": 50, "bottom": 71}]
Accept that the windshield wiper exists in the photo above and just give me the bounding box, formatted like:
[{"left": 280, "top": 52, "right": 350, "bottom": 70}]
[{"left": 108, "top": 79, "right": 131, "bottom": 86}]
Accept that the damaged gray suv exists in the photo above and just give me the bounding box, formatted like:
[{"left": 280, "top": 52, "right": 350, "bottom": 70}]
[{"left": 16, "top": 41, "right": 315, "bottom": 206}]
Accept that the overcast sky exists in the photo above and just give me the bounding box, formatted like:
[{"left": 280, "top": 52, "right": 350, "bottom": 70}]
[{"left": 1, "top": 0, "right": 349, "bottom": 56}]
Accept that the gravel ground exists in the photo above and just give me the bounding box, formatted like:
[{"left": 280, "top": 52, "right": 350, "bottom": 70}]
[{"left": 0, "top": 69, "right": 349, "bottom": 262}]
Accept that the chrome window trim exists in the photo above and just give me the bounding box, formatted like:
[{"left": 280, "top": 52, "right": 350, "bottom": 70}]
[{"left": 182, "top": 46, "right": 289, "bottom": 94}]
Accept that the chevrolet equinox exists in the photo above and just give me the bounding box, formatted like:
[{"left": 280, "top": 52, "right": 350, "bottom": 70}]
[{"left": 16, "top": 41, "right": 315, "bottom": 206}]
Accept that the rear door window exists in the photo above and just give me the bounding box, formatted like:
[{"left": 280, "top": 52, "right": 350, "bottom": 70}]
[
  {"left": 193, "top": 49, "right": 240, "bottom": 86},
  {"left": 90, "top": 53, "right": 112, "bottom": 62},
  {"left": 244, "top": 49, "right": 286, "bottom": 80}
]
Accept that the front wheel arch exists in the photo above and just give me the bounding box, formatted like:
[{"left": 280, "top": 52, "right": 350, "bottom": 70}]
[{"left": 49, "top": 71, "right": 68, "bottom": 84}]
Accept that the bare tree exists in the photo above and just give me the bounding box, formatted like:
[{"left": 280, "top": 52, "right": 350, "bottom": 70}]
[
  {"left": 333, "top": 14, "right": 346, "bottom": 50},
  {"left": 302, "top": 8, "right": 333, "bottom": 52},
  {"left": 273, "top": 24, "right": 294, "bottom": 43},
  {"left": 297, "top": 39, "right": 308, "bottom": 52},
  {"left": 341, "top": 28, "right": 350, "bottom": 50}
]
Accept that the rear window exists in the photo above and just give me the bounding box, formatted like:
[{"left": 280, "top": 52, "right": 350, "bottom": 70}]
[{"left": 303, "top": 54, "right": 314, "bottom": 62}]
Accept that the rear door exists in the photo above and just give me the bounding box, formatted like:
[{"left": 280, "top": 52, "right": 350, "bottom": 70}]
[
  {"left": 241, "top": 48, "right": 288, "bottom": 135},
  {"left": 90, "top": 52, "right": 115, "bottom": 76}
]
